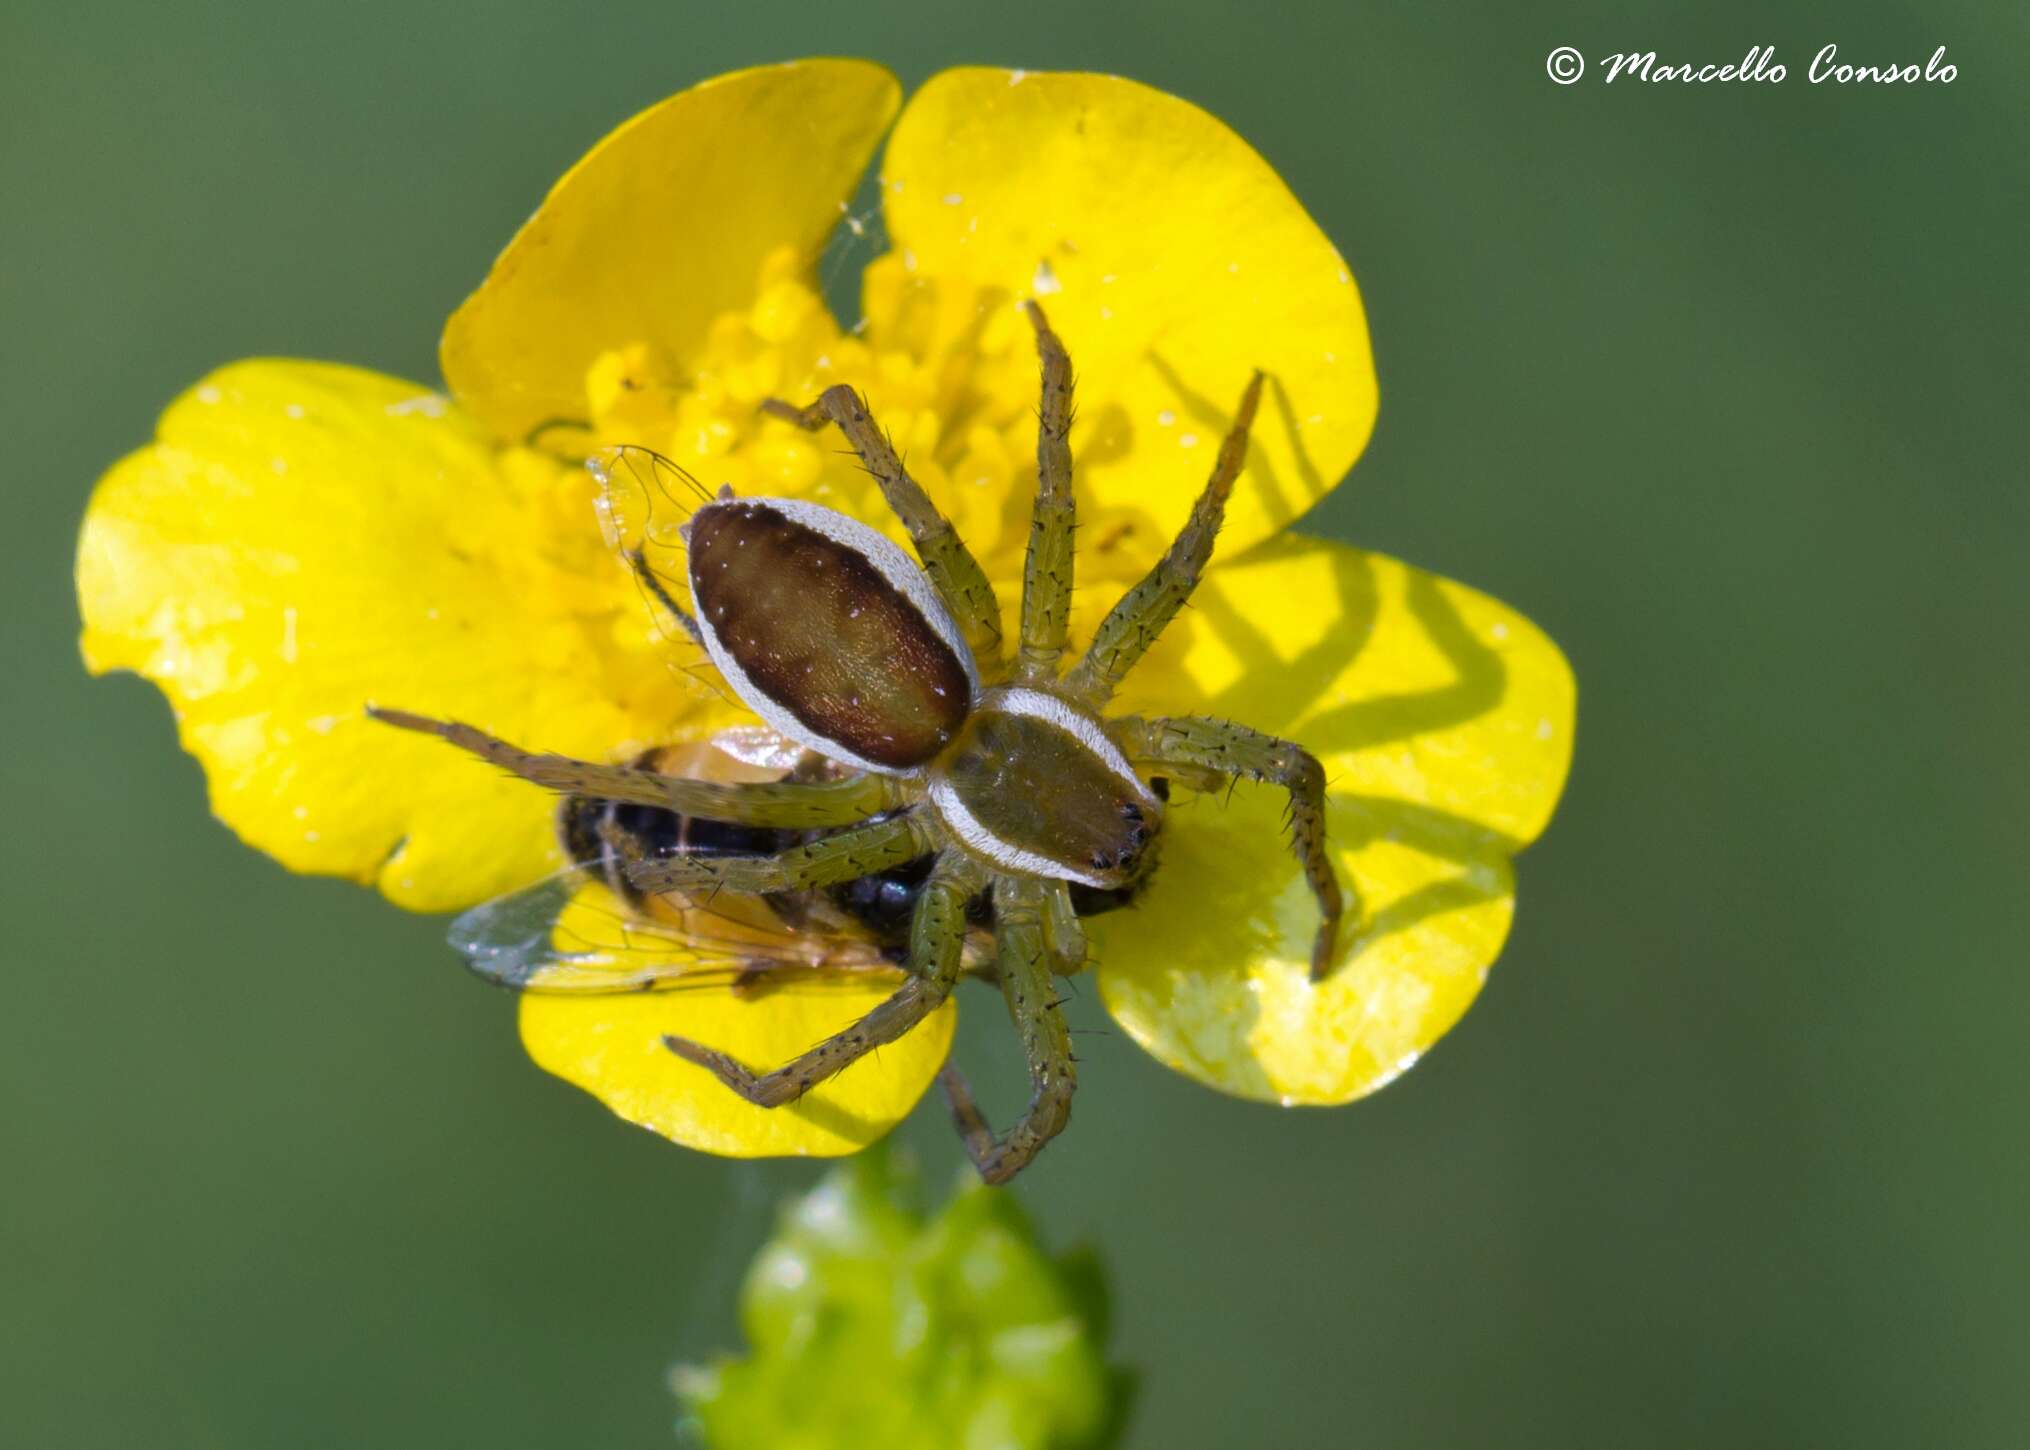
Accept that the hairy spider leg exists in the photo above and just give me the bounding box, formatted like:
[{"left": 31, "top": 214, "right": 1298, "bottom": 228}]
[
  {"left": 1016, "top": 301, "right": 1077, "bottom": 681},
  {"left": 937, "top": 876, "right": 1077, "bottom": 1184},
  {"left": 661, "top": 852, "right": 984, "bottom": 1108},
  {"left": 1117, "top": 716, "right": 1347, "bottom": 980},
  {"left": 625, "top": 810, "right": 935, "bottom": 895},
  {"left": 1063, "top": 370, "right": 1267, "bottom": 704},
  {"left": 761, "top": 384, "right": 1004, "bottom": 668},
  {"left": 935, "top": 1064, "right": 997, "bottom": 1168},
  {"left": 365, "top": 709, "right": 899, "bottom": 827}
]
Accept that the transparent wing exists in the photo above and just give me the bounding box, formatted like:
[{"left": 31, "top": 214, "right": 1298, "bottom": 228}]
[
  {"left": 590, "top": 443, "right": 709, "bottom": 561},
  {"left": 589, "top": 445, "right": 712, "bottom": 647},
  {"left": 448, "top": 864, "right": 902, "bottom": 997}
]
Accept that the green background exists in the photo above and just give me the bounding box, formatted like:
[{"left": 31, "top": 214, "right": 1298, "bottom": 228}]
[{"left": 6, "top": 1, "right": 2025, "bottom": 1445}]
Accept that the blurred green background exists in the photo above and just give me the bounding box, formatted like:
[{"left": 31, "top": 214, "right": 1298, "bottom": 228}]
[{"left": 6, "top": 1, "right": 2026, "bottom": 1445}]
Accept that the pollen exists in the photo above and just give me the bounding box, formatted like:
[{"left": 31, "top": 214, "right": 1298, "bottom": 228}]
[{"left": 578, "top": 246, "right": 1045, "bottom": 573}]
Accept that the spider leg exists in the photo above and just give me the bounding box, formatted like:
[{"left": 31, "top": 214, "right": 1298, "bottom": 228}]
[
  {"left": 625, "top": 810, "right": 933, "bottom": 895},
  {"left": 662, "top": 851, "right": 983, "bottom": 1108},
  {"left": 1040, "top": 878, "right": 1087, "bottom": 977},
  {"left": 1015, "top": 301, "right": 1076, "bottom": 681},
  {"left": 1116, "top": 715, "right": 1348, "bottom": 981},
  {"left": 1063, "top": 370, "right": 1265, "bottom": 704},
  {"left": 367, "top": 709, "right": 899, "bottom": 826},
  {"left": 935, "top": 1061, "right": 996, "bottom": 1164},
  {"left": 936, "top": 876, "right": 1077, "bottom": 1184},
  {"left": 761, "top": 384, "right": 1004, "bottom": 668}
]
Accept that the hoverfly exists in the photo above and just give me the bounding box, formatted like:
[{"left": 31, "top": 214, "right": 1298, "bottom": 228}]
[
  {"left": 451, "top": 729, "right": 1161, "bottom": 998},
  {"left": 374, "top": 301, "right": 1343, "bottom": 1182}
]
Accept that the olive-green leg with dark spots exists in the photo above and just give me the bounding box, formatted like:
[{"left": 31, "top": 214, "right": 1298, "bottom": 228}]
[
  {"left": 1039, "top": 878, "right": 1087, "bottom": 977},
  {"left": 365, "top": 709, "right": 900, "bottom": 826},
  {"left": 1016, "top": 301, "right": 1076, "bottom": 682},
  {"left": 624, "top": 810, "right": 934, "bottom": 896},
  {"left": 937, "top": 876, "right": 1078, "bottom": 1183},
  {"left": 761, "top": 385, "right": 1004, "bottom": 668},
  {"left": 1063, "top": 370, "right": 1265, "bottom": 704},
  {"left": 1116, "top": 715, "right": 1347, "bottom": 980},
  {"left": 662, "top": 852, "right": 981, "bottom": 1108},
  {"left": 935, "top": 1062, "right": 997, "bottom": 1165}
]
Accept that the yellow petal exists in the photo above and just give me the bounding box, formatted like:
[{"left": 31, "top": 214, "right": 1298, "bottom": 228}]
[
  {"left": 519, "top": 882, "right": 955, "bottom": 1157},
  {"left": 77, "top": 360, "right": 713, "bottom": 911},
  {"left": 1092, "top": 534, "right": 1575, "bottom": 1103},
  {"left": 443, "top": 60, "right": 901, "bottom": 444},
  {"left": 881, "top": 68, "right": 1376, "bottom": 566}
]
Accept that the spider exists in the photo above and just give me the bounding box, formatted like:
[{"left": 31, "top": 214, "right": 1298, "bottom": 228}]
[{"left": 372, "top": 302, "right": 1345, "bottom": 1182}]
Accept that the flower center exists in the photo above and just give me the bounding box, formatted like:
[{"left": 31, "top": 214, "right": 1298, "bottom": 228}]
[
  {"left": 504, "top": 247, "right": 1170, "bottom": 752},
  {"left": 576, "top": 245, "right": 1054, "bottom": 582}
]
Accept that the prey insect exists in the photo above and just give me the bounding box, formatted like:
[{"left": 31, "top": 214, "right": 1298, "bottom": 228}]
[
  {"left": 448, "top": 730, "right": 1153, "bottom": 1000},
  {"left": 373, "top": 302, "right": 1346, "bottom": 1182},
  {"left": 446, "top": 735, "right": 935, "bottom": 999}
]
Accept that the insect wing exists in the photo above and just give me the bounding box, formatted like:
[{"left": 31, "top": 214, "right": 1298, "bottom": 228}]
[
  {"left": 448, "top": 867, "right": 645, "bottom": 992},
  {"left": 446, "top": 865, "right": 897, "bottom": 996},
  {"left": 590, "top": 445, "right": 706, "bottom": 620}
]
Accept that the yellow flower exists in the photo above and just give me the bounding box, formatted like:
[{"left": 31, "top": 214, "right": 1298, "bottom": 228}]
[{"left": 76, "top": 61, "right": 1574, "bottom": 1158}]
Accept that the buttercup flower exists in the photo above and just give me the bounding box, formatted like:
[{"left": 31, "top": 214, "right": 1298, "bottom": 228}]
[{"left": 77, "top": 61, "right": 1574, "bottom": 1158}]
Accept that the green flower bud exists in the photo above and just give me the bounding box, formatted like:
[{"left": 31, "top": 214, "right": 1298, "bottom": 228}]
[{"left": 675, "top": 1150, "right": 1130, "bottom": 1449}]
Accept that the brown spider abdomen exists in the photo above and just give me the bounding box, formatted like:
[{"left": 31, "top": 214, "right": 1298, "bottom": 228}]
[{"left": 688, "top": 498, "right": 975, "bottom": 771}]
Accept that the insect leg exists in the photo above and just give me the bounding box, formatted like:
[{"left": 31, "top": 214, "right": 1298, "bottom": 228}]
[
  {"left": 367, "top": 709, "right": 898, "bottom": 825},
  {"left": 760, "top": 385, "right": 1004, "bottom": 668},
  {"left": 626, "top": 547, "right": 702, "bottom": 644},
  {"left": 625, "top": 810, "right": 933, "bottom": 895},
  {"left": 936, "top": 876, "right": 1077, "bottom": 1184},
  {"left": 1116, "top": 715, "right": 1347, "bottom": 980},
  {"left": 1062, "top": 370, "right": 1265, "bottom": 704},
  {"left": 661, "top": 851, "right": 983, "bottom": 1108},
  {"left": 1015, "top": 301, "right": 1076, "bottom": 681}
]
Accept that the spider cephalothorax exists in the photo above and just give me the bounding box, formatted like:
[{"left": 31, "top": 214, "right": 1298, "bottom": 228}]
[{"left": 373, "top": 303, "right": 1345, "bottom": 1182}]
